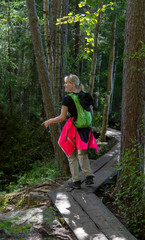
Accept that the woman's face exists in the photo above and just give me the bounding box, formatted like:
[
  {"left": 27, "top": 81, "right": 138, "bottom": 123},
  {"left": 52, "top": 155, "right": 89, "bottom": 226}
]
[{"left": 64, "top": 78, "right": 75, "bottom": 92}]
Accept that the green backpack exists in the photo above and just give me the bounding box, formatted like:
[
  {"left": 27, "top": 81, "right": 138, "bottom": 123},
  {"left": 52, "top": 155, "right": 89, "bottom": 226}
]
[{"left": 68, "top": 93, "right": 92, "bottom": 128}]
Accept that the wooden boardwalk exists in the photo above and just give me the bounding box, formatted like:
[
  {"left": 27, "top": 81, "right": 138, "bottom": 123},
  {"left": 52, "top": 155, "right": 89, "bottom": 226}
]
[{"left": 48, "top": 129, "right": 137, "bottom": 240}]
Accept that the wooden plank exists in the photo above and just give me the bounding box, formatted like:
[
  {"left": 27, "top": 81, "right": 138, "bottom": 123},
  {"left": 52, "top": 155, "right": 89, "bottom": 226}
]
[
  {"left": 93, "top": 154, "right": 118, "bottom": 188},
  {"left": 91, "top": 143, "right": 120, "bottom": 172},
  {"left": 48, "top": 128, "right": 126, "bottom": 240},
  {"left": 48, "top": 190, "right": 109, "bottom": 240},
  {"left": 58, "top": 143, "right": 120, "bottom": 192},
  {"left": 106, "top": 128, "right": 121, "bottom": 141},
  {"left": 48, "top": 129, "right": 136, "bottom": 240},
  {"left": 81, "top": 154, "right": 118, "bottom": 193},
  {"left": 72, "top": 192, "right": 137, "bottom": 240}
]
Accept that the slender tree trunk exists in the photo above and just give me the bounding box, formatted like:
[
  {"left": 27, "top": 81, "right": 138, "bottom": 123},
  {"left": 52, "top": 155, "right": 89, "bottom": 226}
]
[
  {"left": 95, "top": 52, "right": 102, "bottom": 108},
  {"left": 100, "top": 10, "right": 116, "bottom": 142},
  {"left": 48, "top": 0, "right": 69, "bottom": 110},
  {"left": 8, "top": 84, "right": 13, "bottom": 116},
  {"left": 49, "top": 0, "right": 57, "bottom": 87},
  {"left": 89, "top": 3, "right": 102, "bottom": 96},
  {"left": 55, "top": 0, "right": 61, "bottom": 113},
  {"left": 7, "top": 5, "right": 13, "bottom": 117},
  {"left": 22, "top": 51, "right": 33, "bottom": 117},
  {"left": 43, "top": 0, "right": 54, "bottom": 90},
  {"left": 49, "top": 0, "right": 57, "bottom": 63},
  {"left": 74, "top": 0, "right": 80, "bottom": 75},
  {"left": 109, "top": 48, "right": 118, "bottom": 114},
  {"left": 144, "top": 2, "right": 145, "bottom": 192},
  {"left": 60, "top": 0, "right": 69, "bottom": 98},
  {"left": 26, "top": 0, "right": 69, "bottom": 175}
]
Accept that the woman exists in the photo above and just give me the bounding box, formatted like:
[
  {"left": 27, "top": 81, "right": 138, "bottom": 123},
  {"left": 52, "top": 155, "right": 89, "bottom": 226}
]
[{"left": 41, "top": 74, "right": 98, "bottom": 189}]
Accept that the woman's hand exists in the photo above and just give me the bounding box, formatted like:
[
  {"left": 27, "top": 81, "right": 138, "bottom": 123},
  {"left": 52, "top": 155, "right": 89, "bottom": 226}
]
[
  {"left": 41, "top": 105, "right": 68, "bottom": 128},
  {"left": 41, "top": 106, "right": 68, "bottom": 128},
  {"left": 41, "top": 119, "right": 51, "bottom": 128}
]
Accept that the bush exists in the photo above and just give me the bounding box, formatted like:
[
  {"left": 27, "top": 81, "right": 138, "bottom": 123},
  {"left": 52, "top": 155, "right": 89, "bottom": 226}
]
[
  {"left": 114, "top": 146, "right": 145, "bottom": 239},
  {"left": 6, "top": 161, "right": 61, "bottom": 192},
  {"left": 0, "top": 114, "right": 54, "bottom": 191}
]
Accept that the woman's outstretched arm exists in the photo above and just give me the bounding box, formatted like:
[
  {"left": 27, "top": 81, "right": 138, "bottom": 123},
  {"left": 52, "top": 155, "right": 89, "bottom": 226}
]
[{"left": 41, "top": 105, "right": 68, "bottom": 128}]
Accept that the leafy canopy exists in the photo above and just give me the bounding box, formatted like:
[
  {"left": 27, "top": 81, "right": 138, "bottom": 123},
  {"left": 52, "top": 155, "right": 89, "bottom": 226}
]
[{"left": 56, "top": 1, "right": 114, "bottom": 53}]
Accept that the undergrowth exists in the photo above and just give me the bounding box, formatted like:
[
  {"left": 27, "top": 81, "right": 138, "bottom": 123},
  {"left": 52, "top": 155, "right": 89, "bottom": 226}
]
[
  {"left": 3, "top": 161, "right": 61, "bottom": 193},
  {"left": 0, "top": 114, "right": 55, "bottom": 192},
  {"left": 105, "top": 145, "right": 145, "bottom": 240}
]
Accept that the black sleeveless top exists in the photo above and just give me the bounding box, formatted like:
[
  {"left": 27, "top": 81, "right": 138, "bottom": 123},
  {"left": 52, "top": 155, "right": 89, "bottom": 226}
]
[{"left": 62, "top": 91, "right": 94, "bottom": 121}]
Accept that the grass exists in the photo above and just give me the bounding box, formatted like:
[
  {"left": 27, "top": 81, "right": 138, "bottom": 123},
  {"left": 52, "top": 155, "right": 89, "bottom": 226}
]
[{"left": 3, "top": 160, "right": 62, "bottom": 193}]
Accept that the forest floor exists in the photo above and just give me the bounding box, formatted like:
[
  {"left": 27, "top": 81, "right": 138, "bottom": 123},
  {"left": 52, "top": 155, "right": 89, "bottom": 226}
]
[
  {"left": 0, "top": 176, "right": 126, "bottom": 240},
  {"left": 0, "top": 135, "right": 127, "bottom": 240},
  {"left": 0, "top": 177, "right": 75, "bottom": 239}
]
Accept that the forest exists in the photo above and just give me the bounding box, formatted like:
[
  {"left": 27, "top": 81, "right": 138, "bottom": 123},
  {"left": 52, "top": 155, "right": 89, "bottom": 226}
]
[{"left": 0, "top": 0, "right": 145, "bottom": 239}]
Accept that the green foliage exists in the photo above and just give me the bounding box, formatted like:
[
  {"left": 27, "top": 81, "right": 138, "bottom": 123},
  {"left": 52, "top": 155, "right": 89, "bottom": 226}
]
[
  {"left": 0, "top": 218, "right": 32, "bottom": 237},
  {"left": 55, "top": 0, "right": 125, "bottom": 118},
  {"left": 109, "top": 111, "right": 121, "bottom": 130},
  {"left": 93, "top": 110, "right": 103, "bottom": 130},
  {"left": 0, "top": 0, "right": 41, "bottom": 117},
  {"left": 123, "top": 41, "right": 145, "bottom": 66},
  {"left": 130, "top": 41, "right": 145, "bottom": 60},
  {"left": 92, "top": 89, "right": 106, "bottom": 129},
  {"left": 56, "top": 2, "right": 115, "bottom": 53},
  {"left": 8, "top": 161, "right": 61, "bottom": 192},
  {"left": 56, "top": 2, "right": 114, "bottom": 26},
  {"left": 114, "top": 146, "right": 145, "bottom": 238},
  {"left": 0, "top": 114, "right": 54, "bottom": 192},
  {"left": 125, "top": 41, "right": 145, "bottom": 73}
]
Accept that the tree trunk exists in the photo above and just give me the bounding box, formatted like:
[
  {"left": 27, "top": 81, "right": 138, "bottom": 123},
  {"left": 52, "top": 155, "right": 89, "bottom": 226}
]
[
  {"left": 48, "top": 0, "right": 69, "bottom": 110},
  {"left": 7, "top": 5, "right": 13, "bottom": 117},
  {"left": 89, "top": 3, "right": 102, "bottom": 96},
  {"left": 8, "top": 84, "right": 13, "bottom": 116},
  {"left": 74, "top": 0, "right": 80, "bottom": 75},
  {"left": 100, "top": 9, "right": 116, "bottom": 142},
  {"left": 109, "top": 48, "right": 118, "bottom": 114},
  {"left": 95, "top": 52, "right": 102, "bottom": 108},
  {"left": 26, "top": 0, "right": 69, "bottom": 175},
  {"left": 43, "top": 0, "right": 54, "bottom": 90},
  {"left": 49, "top": 0, "right": 57, "bottom": 91},
  {"left": 55, "top": 0, "right": 61, "bottom": 113},
  {"left": 60, "top": 0, "right": 69, "bottom": 98},
  {"left": 121, "top": 0, "right": 145, "bottom": 159}
]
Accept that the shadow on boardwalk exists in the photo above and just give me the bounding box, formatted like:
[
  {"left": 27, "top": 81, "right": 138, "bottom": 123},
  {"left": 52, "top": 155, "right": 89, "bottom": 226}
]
[{"left": 48, "top": 128, "right": 137, "bottom": 240}]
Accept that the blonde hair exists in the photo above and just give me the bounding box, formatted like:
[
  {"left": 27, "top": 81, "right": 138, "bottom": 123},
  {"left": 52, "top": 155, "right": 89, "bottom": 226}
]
[{"left": 65, "top": 74, "right": 85, "bottom": 91}]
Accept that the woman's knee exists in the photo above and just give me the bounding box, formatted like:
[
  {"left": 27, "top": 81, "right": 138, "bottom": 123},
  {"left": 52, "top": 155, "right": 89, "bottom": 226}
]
[
  {"left": 77, "top": 149, "right": 88, "bottom": 157},
  {"left": 68, "top": 151, "right": 77, "bottom": 164}
]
